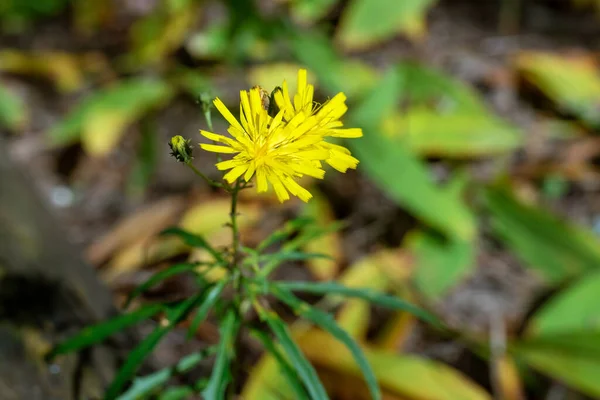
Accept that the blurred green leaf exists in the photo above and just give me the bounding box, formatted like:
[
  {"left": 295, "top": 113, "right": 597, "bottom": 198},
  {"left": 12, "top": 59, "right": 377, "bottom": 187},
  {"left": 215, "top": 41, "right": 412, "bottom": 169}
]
[
  {"left": 516, "top": 52, "right": 600, "bottom": 128},
  {"left": 202, "top": 309, "right": 240, "bottom": 400},
  {"left": 408, "top": 231, "right": 475, "bottom": 301},
  {"left": 290, "top": 0, "right": 338, "bottom": 23},
  {"left": 106, "top": 295, "right": 202, "bottom": 400},
  {"left": 525, "top": 270, "right": 600, "bottom": 336},
  {"left": 484, "top": 186, "right": 600, "bottom": 284},
  {"left": 127, "top": 118, "right": 158, "bottom": 199},
  {"left": 187, "top": 278, "right": 229, "bottom": 340},
  {"left": 384, "top": 110, "right": 521, "bottom": 157},
  {"left": 117, "top": 347, "right": 216, "bottom": 400},
  {"left": 48, "top": 304, "right": 164, "bottom": 358},
  {"left": 125, "top": 263, "right": 201, "bottom": 308},
  {"left": 256, "top": 217, "right": 314, "bottom": 252},
  {"left": 160, "top": 227, "right": 226, "bottom": 265},
  {"left": 254, "top": 302, "right": 330, "bottom": 400},
  {"left": 0, "top": 82, "right": 26, "bottom": 131},
  {"left": 276, "top": 281, "right": 438, "bottom": 326},
  {"left": 516, "top": 343, "right": 600, "bottom": 398},
  {"left": 337, "top": 0, "right": 436, "bottom": 50},
  {"left": 49, "top": 78, "right": 173, "bottom": 154},
  {"left": 186, "top": 22, "right": 229, "bottom": 61},
  {"left": 349, "top": 67, "right": 476, "bottom": 240},
  {"left": 127, "top": 1, "right": 198, "bottom": 67},
  {"left": 257, "top": 251, "right": 333, "bottom": 264},
  {"left": 251, "top": 329, "right": 309, "bottom": 400},
  {"left": 157, "top": 386, "right": 194, "bottom": 400},
  {"left": 272, "top": 285, "right": 381, "bottom": 400}
]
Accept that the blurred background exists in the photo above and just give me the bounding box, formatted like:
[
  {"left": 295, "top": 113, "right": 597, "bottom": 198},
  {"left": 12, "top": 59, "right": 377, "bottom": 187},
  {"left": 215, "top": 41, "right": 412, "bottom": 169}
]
[{"left": 1, "top": 0, "right": 600, "bottom": 399}]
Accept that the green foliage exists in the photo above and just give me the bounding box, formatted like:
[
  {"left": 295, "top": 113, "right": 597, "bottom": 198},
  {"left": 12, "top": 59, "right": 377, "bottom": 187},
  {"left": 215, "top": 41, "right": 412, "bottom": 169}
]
[
  {"left": 0, "top": 83, "right": 27, "bottom": 130},
  {"left": 202, "top": 309, "right": 240, "bottom": 400},
  {"left": 271, "top": 285, "right": 381, "bottom": 400},
  {"left": 117, "top": 347, "right": 216, "bottom": 400},
  {"left": 254, "top": 302, "right": 331, "bottom": 400},
  {"left": 275, "top": 280, "right": 439, "bottom": 326},
  {"left": 408, "top": 231, "right": 475, "bottom": 301},
  {"left": 484, "top": 186, "right": 600, "bottom": 284},
  {"left": 47, "top": 304, "right": 164, "bottom": 358}
]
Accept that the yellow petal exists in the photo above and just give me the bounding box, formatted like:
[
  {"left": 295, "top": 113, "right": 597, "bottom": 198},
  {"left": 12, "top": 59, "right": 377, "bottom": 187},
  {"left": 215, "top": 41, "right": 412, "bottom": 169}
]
[{"left": 213, "top": 98, "right": 244, "bottom": 133}]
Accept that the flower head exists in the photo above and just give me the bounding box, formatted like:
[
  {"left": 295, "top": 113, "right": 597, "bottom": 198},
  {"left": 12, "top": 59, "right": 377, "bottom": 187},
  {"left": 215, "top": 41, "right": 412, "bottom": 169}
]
[
  {"left": 274, "top": 69, "right": 362, "bottom": 172},
  {"left": 200, "top": 69, "right": 362, "bottom": 202}
]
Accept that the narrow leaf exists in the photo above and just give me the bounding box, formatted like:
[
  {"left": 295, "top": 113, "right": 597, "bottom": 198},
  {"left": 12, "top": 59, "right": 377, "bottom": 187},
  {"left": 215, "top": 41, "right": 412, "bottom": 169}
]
[
  {"left": 272, "top": 286, "right": 381, "bottom": 400},
  {"left": 254, "top": 302, "right": 330, "bottom": 400},
  {"left": 106, "top": 295, "right": 201, "bottom": 399},
  {"left": 277, "top": 281, "right": 439, "bottom": 326},
  {"left": 160, "top": 227, "right": 226, "bottom": 265},
  {"left": 48, "top": 304, "right": 163, "bottom": 358},
  {"left": 187, "top": 278, "right": 229, "bottom": 339},
  {"left": 251, "top": 329, "right": 310, "bottom": 400},
  {"left": 117, "top": 347, "right": 216, "bottom": 400},
  {"left": 202, "top": 309, "right": 240, "bottom": 400},
  {"left": 125, "top": 263, "right": 202, "bottom": 308}
]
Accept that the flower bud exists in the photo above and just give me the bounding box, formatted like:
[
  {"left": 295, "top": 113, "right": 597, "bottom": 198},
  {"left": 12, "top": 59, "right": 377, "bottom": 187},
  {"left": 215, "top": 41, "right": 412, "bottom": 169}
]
[{"left": 169, "top": 135, "right": 193, "bottom": 163}]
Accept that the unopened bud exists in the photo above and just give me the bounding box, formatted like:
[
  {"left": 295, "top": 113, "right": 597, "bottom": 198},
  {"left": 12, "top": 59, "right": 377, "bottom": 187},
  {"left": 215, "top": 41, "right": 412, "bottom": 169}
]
[{"left": 169, "top": 135, "right": 193, "bottom": 163}]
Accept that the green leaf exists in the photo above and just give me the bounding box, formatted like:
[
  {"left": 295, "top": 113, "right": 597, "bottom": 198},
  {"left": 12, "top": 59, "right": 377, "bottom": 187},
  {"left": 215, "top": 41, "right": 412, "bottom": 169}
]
[
  {"left": 484, "top": 186, "right": 600, "bottom": 284},
  {"left": 127, "top": 118, "right": 158, "bottom": 199},
  {"left": 408, "top": 231, "right": 475, "bottom": 301},
  {"left": 257, "top": 251, "right": 333, "bottom": 264},
  {"left": 117, "top": 347, "right": 216, "bottom": 400},
  {"left": 251, "top": 329, "right": 309, "bottom": 400},
  {"left": 272, "top": 285, "right": 381, "bottom": 400},
  {"left": 348, "top": 67, "right": 475, "bottom": 241},
  {"left": 0, "top": 82, "right": 26, "bottom": 130},
  {"left": 516, "top": 343, "right": 600, "bottom": 398},
  {"left": 106, "top": 295, "right": 201, "bottom": 400},
  {"left": 160, "top": 227, "right": 226, "bottom": 265},
  {"left": 276, "top": 280, "right": 439, "bottom": 326},
  {"left": 384, "top": 111, "right": 521, "bottom": 158},
  {"left": 525, "top": 270, "right": 600, "bottom": 336},
  {"left": 337, "top": 0, "right": 436, "bottom": 50},
  {"left": 125, "top": 263, "right": 202, "bottom": 308},
  {"left": 516, "top": 52, "right": 600, "bottom": 128},
  {"left": 157, "top": 386, "right": 194, "bottom": 400},
  {"left": 290, "top": 0, "right": 339, "bottom": 23},
  {"left": 48, "top": 78, "right": 173, "bottom": 154},
  {"left": 202, "top": 309, "right": 240, "bottom": 400},
  {"left": 187, "top": 278, "right": 229, "bottom": 340},
  {"left": 256, "top": 217, "right": 314, "bottom": 252},
  {"left": 254, "top": 302, "right": 330, "bottom": 400},
  {"left": 48, "top": 304, "right": 164, "bottom": 358}
]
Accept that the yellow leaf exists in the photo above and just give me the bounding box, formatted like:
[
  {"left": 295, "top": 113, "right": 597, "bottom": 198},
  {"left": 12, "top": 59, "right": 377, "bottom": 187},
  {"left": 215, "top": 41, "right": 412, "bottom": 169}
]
[
  {"left": 298, "top": 330, "right": 491, "bottom": 400},
  {"left": 301, "top": 189, "right": 341, "bottom": 281},
  {"left": 0, "top": 50, "right": 84, "bottom": 92}
]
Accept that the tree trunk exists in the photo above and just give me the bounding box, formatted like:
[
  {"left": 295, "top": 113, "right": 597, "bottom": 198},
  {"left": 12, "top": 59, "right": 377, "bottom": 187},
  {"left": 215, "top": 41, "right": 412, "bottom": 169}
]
[{"left": 0, "top": 136, "right": 116, "bottom": 400}]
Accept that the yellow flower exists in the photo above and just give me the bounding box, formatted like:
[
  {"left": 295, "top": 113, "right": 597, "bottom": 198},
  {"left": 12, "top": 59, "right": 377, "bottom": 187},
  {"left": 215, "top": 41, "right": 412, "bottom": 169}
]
[
  {"left": 274, "top": 69, "right": 362, "bottom": 173},
  {"left": 199, "top": 70, "right": 362, "bottom": 203}
]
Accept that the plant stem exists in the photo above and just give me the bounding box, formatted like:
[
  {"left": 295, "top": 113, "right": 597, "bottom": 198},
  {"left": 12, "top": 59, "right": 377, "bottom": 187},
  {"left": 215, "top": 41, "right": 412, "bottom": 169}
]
[
  {"left": 186, "top": 163, "right": 222, "bottom": 188},
  {"left": 228, "top": 179, "right": 244, "bottom": 399}
]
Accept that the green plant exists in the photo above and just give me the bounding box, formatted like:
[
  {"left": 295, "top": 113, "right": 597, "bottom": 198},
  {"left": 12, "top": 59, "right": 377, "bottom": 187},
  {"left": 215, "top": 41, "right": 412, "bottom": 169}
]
[{"left": 46, "top": 69, "right": 436, "bottom": 400}]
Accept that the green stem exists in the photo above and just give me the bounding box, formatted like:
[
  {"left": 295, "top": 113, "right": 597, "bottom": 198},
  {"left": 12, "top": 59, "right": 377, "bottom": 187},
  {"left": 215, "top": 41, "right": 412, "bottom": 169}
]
[
  {"left": 228, "top": 179, "right": 244, "bottom": 399},
  {"left": 186, "top": 163, "right": 222, "bottom": 188}
]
